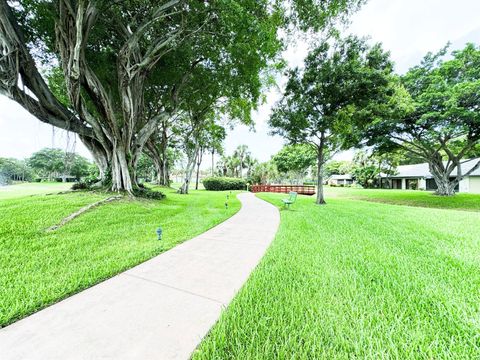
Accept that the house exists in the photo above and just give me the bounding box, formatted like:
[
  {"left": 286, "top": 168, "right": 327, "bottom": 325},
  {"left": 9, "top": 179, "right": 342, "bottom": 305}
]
[
  {"left": 379, "top": 158, "right": 480, "bottom": 193},
  {"left": 328, "top": 174, "right": 354, "bottom": 186}
]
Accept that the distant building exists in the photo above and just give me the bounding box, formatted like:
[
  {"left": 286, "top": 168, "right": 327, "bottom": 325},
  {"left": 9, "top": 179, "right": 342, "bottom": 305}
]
[
  {"left": 379, "top": 158, "right": 480, "bottom": 193},
  {"left": 328, "top": 174, "right": 354, "bottom": 186}
]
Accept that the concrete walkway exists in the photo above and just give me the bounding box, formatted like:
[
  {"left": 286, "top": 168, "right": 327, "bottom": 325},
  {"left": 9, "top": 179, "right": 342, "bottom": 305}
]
[{"left": 0, "top": 192, "right": 279, "bottom": 360}]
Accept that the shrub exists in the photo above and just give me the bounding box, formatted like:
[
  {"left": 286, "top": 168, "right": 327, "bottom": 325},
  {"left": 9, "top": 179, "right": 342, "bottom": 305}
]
[
  {"left": 84, "top": 175, "right": 100, "bottom": 186},
  {"left": 133, "top": 186, "right": 165, "bottom": 200},
  {"left": 203, "top": 177, "right": 246, "bottom": 191},
  {"left": 71, "top": 182, "right": 88, "bottom": 190}
]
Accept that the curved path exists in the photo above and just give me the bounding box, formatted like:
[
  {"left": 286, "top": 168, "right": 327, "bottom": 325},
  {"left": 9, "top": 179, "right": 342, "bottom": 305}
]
[{"left": 0, "top": 192, "right": 279, "bottom": 360}]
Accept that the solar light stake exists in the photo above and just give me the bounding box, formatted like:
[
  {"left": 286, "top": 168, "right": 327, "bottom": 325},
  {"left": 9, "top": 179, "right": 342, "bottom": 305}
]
[
  {"left": 156, "top": 227, "right": 163, "bottom": 240},
  {"left": 225, "top": 202, "right": 228, "bottom": 209}
]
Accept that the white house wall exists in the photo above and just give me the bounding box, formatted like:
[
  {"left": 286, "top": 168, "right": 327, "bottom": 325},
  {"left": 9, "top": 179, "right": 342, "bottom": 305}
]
[
  {"left": 459, "top": 178, "right": 469, "bottom": 193},
  {"left": 469, "top": 177, "right": 480, "bottom": 194},
  {"left": 418, "top": 178, "right": 426, "bottom": 190}
]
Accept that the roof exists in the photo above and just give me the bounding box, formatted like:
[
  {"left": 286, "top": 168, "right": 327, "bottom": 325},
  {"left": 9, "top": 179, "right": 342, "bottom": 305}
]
[
  {"left": 329, "top": 174, "right": 353, "bottom": 180},
  {"left": 380, "top": 158, "right": 480, "bottom": 178}
]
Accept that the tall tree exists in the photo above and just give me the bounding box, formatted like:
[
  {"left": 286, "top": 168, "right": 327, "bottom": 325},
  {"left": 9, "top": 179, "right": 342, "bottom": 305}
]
[
  {"left": 232, "top": 145, "right": 252, "bottom": 178},
  {"left": 145, "top": 116, "right": 172, "bottom": 187},
  {"left": 69, "top": 153, "right": 91, "bottom": 179},
  {"left": 270, "top": 36, "right": 394, "bottom": 204},
  {"left": 273, "top": 144, "right": 316, "bottom": 183},
  {"left": 194, "top": 123, "right": 225, "bottom": 190},
  {"left": 135, "top": 154, "right": 155, "bottom": 183},
  {"left": 0, "top": 0, "right": 364, "bottom": 193},
  {"left": 173, "top": 71, "right": 250, "bottom": 194},
  {"left": 27, "top": 148, "right": 90, "bottom": 180},
  {"left": 0, "top": 158, "right": 33, "bottom": 183},
  {"left": 364, "top": 44, "right": 480, "bottom": 195},
  {"left": 0, "top": 0, "right": 282, "bottom": 192},
  {"left": 215, "top": 156, "right": 229, "bottom": 177},
  {"left": 249, "top": 160, "right": 279, "bottom": 185},
  {"left": 207, "top": 124, "right": 226, "bottom": 177},
  {"left": 28, "top": 148, "right": 66, "bottom": 181},
  {"left": 324, "top": 160, "right": 353, "bottom": 177}
]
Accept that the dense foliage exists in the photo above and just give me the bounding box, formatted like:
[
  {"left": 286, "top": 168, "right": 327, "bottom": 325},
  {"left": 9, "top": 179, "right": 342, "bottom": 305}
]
[
  {"left": 349, "top": 150, "right": 400, "bottom": 188},
  {"left": 0, "top": 158, "right": 33, "bottom": 183},
  {"left": 0, "top": 0, "right": 363, "bottom": 193},
  {"left": 270, "top": 36, "right": 394, "bottom": 204},
  {"left": 272, "top": 144, "right": 316, "bottom": 177},
  {"left": 323, "top": 160, "right": 352, "bottom": 178},
  {"left": 248, "top": 161, "right": 279, "bottom": 185},
  {"left": 216, "top": 145, "right": 256, "bottom": 179},
  {"left": 365, "top": 44, "right": 480, "bottom": 195},
  {"left": 0, "top": 0, "right": 283, "bottom": 192},
  {"left": 28, "top": 148, "right": 91, "bottom": 181},
  {"left": 202, "top": 177, "right": 247, "bottom": 191},
  {"left": 1, "top": 149, "right": 92, "bottom": 184}
]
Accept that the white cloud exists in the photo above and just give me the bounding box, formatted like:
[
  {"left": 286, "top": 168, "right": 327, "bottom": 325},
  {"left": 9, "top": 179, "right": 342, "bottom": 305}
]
[{"left": 347, "top": 0, "right": 480, "bottom": 73}]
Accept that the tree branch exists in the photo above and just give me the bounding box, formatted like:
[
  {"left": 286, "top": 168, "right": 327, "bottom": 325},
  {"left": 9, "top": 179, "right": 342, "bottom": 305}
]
[{"left": 0, "top": 0, "right": 92, "bottom": 137}]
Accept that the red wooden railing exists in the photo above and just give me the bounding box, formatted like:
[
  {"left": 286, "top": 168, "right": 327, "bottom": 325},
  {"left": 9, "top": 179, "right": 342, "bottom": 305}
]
[{"left": 250, "top": 184, "right": 316, "bottom": 196}]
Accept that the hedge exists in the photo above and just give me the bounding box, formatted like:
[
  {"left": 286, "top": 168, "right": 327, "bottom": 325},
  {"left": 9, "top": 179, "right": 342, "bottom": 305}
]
[{"left": 203, "top": 177, "right": 246, "bottom": 191}]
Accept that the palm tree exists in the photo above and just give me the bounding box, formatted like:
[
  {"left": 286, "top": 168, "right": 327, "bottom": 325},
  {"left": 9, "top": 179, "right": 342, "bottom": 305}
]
[
  {"left": 228, "top": 156, "right": 241, "bottom": 177},
  {"left": 233, "top": 145, "right": 251, "bottom": 178},
  {"left": 245, "top": 156, "right": 258, "bottom": 178},
  {"left": 216, "top": 157, "right": 228, "bottom": 176}
]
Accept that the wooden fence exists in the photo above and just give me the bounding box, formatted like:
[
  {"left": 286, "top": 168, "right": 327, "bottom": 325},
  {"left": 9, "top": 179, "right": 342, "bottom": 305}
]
[{"left": 250, "top": 184, "right": 316, "bottom": 196}]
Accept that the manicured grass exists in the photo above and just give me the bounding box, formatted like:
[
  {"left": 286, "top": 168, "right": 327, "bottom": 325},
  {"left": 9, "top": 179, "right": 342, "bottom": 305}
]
[
  {"left": 0, "top": 186, "right": 240, "bottom": 327},
  {"left": 171, "top": 181, "right": 206, "bottom": 190},
  {"left": 0, "top": 182, "right": 71, "bottom": 200},
  {"left": 194, "top": 193, "right": 480, "bottom": 359},
  {"left": 325, "top": 186, "right": 480, "bottom": 212}
]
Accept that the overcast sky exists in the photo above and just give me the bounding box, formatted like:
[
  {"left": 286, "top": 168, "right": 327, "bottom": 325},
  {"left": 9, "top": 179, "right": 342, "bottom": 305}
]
[{"left": 2, "top": 0, "right": 480, "bottom": 163}]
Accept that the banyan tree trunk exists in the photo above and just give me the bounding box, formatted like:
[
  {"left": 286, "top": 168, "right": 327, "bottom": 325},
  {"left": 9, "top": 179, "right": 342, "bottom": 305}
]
[{"left": 81, "top": 136, "right": 138, "bottom": 193}]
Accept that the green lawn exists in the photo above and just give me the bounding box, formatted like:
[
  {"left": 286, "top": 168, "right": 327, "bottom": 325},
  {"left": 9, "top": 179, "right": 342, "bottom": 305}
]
[
  {"left": 0, "top": 182, "right": 71, "bottom": 200},
  {"left": 170, "top": 181, "right": 206, "bottom": 190},
  {"left": 0, "top": 185, "right": 240, "bottom": 327},
  {"left": 325, "top": 186, "right": 480, "bottom": 212},
  {"left": 194, "top": 193, "right": 480, "bottom": 359}
]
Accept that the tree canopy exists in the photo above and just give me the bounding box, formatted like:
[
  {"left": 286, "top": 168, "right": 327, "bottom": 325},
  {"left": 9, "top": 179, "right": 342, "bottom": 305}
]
[
  {"left": 272, "top": 144, "right": 316, "bottom": 182},
  {"left": 350, "top": 150, "right": 400, "bottom": 188},
  {"left": 216, "top": 145, "right": 256, "bottom": 179},
  {"left": 269, "top": 36, "right": 394, "bottom": 204},
  {"left": 28, "top": 148, "right": 90, "bottom": 180},
  {"left": 324, "top": 160, "right": 352, "bottom": 178},
  {"left": 364, "top": 43, "right": 480, "bottom": 195},
  {"left": 0, "top": 158, "right": 33, "bottom": 183},
  {"left": 248, "top": 160, "right": 279, "bottom": 185},
  {"left": 0, "top": 0, "right": 364, "bottom": 194}
]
